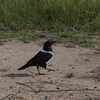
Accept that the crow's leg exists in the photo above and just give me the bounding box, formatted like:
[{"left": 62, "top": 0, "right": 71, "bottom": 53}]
[
  {"left": 42, "top": 63, "right": 47, "bottom": 70},
  {"left": 37, "top": 66, "right": 41, "bottom": 75},
  {"left": 37, "top": 66, "right": 46, "bottom": 75},
  {"left": 43, "top": 63, "right": 55, "bottom": 72}
]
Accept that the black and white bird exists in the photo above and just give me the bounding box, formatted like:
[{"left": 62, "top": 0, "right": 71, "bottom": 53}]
[{"left": 18, "top": 39, "right": 56, "bottom": 75}]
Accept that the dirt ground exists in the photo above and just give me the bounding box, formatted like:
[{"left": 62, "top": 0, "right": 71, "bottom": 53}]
[{"left": 0, "top": 40, "right": 100, "bottom": 100}]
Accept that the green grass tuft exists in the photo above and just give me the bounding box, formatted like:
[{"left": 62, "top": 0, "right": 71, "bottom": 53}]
[{"left": 16, "top": 31, "right": 41, "bottom": 43}]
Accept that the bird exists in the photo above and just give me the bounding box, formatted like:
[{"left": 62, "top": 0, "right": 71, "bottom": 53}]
[{"left": 18, "top": 39, "right": 56, "bottom": 75}]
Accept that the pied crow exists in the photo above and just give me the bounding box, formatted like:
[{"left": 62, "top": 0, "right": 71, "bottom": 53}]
[{"left": 18, "top": 39, "right": 56, "bottom": 74}]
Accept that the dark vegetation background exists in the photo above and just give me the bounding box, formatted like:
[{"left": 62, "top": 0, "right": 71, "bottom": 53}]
[{"left": 0, "top": 0, "right": 100, "bottom": 47}]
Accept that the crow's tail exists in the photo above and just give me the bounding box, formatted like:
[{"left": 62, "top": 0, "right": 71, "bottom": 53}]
[{"left": 18, "top": 65, "right": 28, "bottom": 70}]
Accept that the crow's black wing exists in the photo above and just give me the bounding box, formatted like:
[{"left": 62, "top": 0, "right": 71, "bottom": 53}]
[
  {"left": 32, "top": 51, "right": 53, "bottom": 64},
  {"left": 18, "top": 51, "right": 52, "bottom": 70}
]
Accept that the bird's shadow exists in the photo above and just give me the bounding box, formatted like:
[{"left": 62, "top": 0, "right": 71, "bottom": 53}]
[
  {"left": 2, "top": 73, "right": 32, "bottom": 78},
  {"left": 2, "top": 72, "right": 48, "bottom": 78}
]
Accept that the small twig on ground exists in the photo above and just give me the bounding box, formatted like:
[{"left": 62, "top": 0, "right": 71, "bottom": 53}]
[
  {"left": 16, "top": 82, "right": 100, "bottom": 94},
  {"left": 16, "top": 82, "right": 39, "bottom": 93}
]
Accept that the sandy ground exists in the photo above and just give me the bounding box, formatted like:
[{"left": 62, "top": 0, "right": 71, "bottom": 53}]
[{"left": 0, "top": 40, "right": 100, "bottom": 100}]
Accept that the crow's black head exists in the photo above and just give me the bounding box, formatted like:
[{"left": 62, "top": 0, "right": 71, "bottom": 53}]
[{"left": 43, "top": 39, "right": 56, "bottom": 51}]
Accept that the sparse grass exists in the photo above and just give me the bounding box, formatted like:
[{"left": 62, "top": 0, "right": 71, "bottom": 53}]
[
  {"left": 0, "top": 32, "right": 20, "bottom": 39},
  {"left": 16, "top": 31, "right": 42, "bottom": 43},
  {"left": 0, "top": 31, "right": 99, "bottom": 48},
  {"left": 51, "top": 31, "right": 98, "bottom": 48},
  {"left": 0, "top": 31, "right": 43, "bottom": 43}
]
